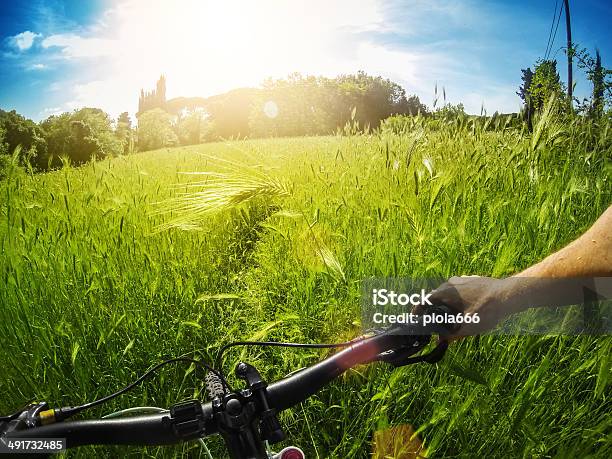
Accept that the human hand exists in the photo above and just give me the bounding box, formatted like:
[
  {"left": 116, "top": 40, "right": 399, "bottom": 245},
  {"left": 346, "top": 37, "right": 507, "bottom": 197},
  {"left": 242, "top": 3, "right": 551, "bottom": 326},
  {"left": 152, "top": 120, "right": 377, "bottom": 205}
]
[{"left": 424, "top": 276, "right": 518, "bottom": 340}]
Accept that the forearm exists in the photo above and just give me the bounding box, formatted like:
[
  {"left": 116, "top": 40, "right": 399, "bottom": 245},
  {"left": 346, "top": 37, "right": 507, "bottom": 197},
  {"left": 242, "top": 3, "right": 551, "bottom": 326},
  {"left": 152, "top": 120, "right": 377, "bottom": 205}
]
[
  {"left": 501, "top": 205, "right": 612, "bottom": 314},
  {"left": 428, "top": 206, "right": 612, "bottom": 338},
  {"left": 517, "top": 205, "right": 612, "bottom": 278}
]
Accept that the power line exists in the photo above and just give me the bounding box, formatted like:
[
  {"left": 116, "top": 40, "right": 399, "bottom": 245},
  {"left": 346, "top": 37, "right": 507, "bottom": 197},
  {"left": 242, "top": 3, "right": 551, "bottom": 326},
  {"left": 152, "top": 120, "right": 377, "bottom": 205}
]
[
  {"left": 544, "top": 0, "right": 559, "bottom": 59},
  {"left": 541, "top": 0, "right": 574, "bottom": 108},
  {"left": 548, "top": 1, "right": 564, "bottom": 60}
]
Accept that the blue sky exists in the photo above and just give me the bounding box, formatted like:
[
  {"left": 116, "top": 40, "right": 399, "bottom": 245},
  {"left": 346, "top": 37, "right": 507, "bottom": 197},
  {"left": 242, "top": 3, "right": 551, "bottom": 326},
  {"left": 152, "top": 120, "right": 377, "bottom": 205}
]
[{"left": 1, "top": 0, "right": 610, "bottom": 121}]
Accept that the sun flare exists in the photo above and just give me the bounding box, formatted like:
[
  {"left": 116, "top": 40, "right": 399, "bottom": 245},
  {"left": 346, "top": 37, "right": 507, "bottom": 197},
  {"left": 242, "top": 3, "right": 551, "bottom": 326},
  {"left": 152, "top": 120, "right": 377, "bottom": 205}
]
[{"left": 105, "top": 0, "right": 381, "bottom": 105}]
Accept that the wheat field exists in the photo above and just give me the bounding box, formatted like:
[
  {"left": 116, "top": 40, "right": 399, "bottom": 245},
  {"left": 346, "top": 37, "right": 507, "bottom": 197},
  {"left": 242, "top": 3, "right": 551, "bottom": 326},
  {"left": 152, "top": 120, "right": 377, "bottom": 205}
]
[{"left": 1, "top": 112, "right": 610, "bottom": 457}]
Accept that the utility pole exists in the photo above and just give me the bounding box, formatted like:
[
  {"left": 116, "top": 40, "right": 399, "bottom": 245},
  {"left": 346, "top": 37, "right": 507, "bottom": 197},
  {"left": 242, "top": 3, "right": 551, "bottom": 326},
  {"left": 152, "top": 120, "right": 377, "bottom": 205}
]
[{"left": 563, "top": 0, "right": 573, "bottom": 105}]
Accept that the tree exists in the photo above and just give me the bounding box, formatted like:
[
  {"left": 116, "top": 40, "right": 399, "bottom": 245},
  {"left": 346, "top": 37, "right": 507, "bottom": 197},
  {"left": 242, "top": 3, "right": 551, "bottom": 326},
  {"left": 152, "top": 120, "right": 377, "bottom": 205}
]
[
  {"left": 574, "top": 47, "right": 612, "bottom": 118},
  {"left": 0, "top": 123, "right": 6, "bottom": 155},
  {"left": 591, "top": 50, "right": 605, "bottom": 117},
  {"left": 140, "top": 74, "right": 425, "bottom": 140},
  {"left": 0, "top": 109, "right": 47, "bottom": 169},
  {"left": 176, "top": 109, "right": 211, "bottom": 145},
  {"left": 67, "top": 108, "right": 122, "bottom": 163},
  {"left": 403, "top": 95, "right": 429, "bottom": 116},
  {"left": 115, "top": 112, "right": 133, "bottom": 154},
  {"left": 250, "top": 74, "right": 334, "bottom": 137},
  {"left": 137, "top": 108, "right": 177, "bottom": 151},
  {"left": 0, "top": 124, "right": 10, "bottom": 178},
  {"left": 335, "top": 71, "right": 413, "bottom": 128},
  {"left": 434, "top": 102, "right": 466, "bottom": 120},
  {"left": 528, "top": 60, "right": 566, "bottom": 111},
  {"left": 517, "top": 68, "right": 534, "bottom": 130},
  {"left": 206, "top": 88, "right": 260, "bottom": 139},
  {"left": 39, "top": 112, "right": 72, "bottom": 167},
  {"left": 516, "top": 68, "right": 533, "bottom": 103},
  {"left": 247, "top": 72, "right": 426, "bottom": 137},
  {"left": 40, "top": 108, "right": 122, "bottom": 166}
]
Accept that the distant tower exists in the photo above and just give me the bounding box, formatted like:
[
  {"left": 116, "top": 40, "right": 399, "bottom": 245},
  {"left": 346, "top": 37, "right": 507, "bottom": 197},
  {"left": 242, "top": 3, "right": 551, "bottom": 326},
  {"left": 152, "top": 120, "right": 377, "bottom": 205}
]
[
  {"left": 138, "top": 89, "right": 145, "bottom": 113},
  {"left": 156, "top": 75, "right": 166, "bottom": 105},
  {"left": 137, "top": 75, "right": 167, "bottom": 118}
]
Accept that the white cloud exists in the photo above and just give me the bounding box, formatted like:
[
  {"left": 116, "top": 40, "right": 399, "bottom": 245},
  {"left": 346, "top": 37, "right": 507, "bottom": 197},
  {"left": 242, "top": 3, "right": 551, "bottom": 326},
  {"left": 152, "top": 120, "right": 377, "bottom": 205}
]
[
  {"left": 29, "top": 63, "right": 48, "bottom": 70},
  {"left": 41, "top": 33, "right": 116, "bottom": 58},
  {"left": 9, "top": 31, "right": 40, "bottom": 51},
  {"left": 47, "top": 82, "right": 63, "bottom": 92},
  {"left": 65, "top": 80, "right": 132, "bottom": 114},
  {"left": 39, "top": 106, "right": 63, "bottom": 117}
]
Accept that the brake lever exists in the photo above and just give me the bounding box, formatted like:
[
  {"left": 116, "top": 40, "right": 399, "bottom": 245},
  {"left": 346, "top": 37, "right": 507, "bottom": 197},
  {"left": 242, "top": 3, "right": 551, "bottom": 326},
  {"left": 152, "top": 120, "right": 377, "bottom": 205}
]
[
  {"left": 376, "top": 338, "right": 448, "bottom": 367},
  {"left": 0, "top": 402, "right": 50, "bottom": 432},
  {"left": 372, "top": 304, "right": 456, "bottom": 367}
]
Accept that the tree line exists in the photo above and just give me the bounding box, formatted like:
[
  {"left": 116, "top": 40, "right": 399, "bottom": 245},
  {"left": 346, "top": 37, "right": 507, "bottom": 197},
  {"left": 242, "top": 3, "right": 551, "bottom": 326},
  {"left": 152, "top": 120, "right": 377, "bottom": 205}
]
[
  {"left": 0, "top": 107, "right": 134, "bottom": 174},
  {"left": 136, "top": 72, "right": 429, "bottom": 150},
  {"left": 1, "top": 57, "right": 610, "bottom": 176},
  {"left": 0, "top": 72, "right": 429, "bottom": 172}
]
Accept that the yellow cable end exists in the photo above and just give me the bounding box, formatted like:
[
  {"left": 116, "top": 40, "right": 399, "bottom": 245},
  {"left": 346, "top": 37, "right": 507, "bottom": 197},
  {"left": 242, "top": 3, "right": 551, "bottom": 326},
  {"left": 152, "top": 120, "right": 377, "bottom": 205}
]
[{"left": 39, "top": 409, "right": 56, "bottom": 425}]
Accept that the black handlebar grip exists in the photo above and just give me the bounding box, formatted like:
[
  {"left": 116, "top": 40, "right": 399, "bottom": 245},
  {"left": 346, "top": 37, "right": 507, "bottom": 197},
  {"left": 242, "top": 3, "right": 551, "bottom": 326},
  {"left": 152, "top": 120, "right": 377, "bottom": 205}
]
[{"left": 3, "top": 404, "right": 218, "bottom": 447}]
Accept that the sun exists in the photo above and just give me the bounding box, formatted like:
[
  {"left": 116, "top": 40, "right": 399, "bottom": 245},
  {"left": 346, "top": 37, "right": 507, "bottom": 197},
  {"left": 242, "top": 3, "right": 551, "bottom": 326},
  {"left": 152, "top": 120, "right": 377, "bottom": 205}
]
[
  {"left": 69, "top": 0, "right": 383, "bottom": 116},
  {"left": 113, "top": 0, "right": 323, "bottom": 98}
]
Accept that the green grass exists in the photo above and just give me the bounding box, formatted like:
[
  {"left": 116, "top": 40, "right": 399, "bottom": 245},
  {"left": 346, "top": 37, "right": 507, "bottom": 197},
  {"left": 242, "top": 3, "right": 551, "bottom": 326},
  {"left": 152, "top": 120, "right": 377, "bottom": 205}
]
[{"left": 1, "top": 113, "right": 611, "bottom": 458}]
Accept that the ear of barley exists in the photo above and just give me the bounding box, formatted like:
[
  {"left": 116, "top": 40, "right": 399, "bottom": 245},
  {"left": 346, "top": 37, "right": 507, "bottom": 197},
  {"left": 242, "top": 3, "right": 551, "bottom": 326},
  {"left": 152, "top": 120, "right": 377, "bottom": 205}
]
[{"left": 153, "top": 154, "right": 292, "bottom": 231}]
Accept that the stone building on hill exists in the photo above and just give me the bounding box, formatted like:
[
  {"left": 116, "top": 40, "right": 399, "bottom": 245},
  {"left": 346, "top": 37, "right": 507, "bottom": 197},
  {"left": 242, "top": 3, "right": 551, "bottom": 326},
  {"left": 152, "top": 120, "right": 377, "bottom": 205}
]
[{"left": 137, "top": 75, "right": 167, "bottom": 116}]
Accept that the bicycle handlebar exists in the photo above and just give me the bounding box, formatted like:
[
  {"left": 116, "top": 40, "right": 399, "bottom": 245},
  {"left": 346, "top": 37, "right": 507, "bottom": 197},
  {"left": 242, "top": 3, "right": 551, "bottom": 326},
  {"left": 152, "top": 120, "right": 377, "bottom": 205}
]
[{"left": 3, "top": 310, "right": 452, "bottom": 455}]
